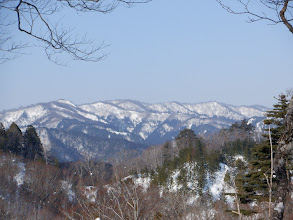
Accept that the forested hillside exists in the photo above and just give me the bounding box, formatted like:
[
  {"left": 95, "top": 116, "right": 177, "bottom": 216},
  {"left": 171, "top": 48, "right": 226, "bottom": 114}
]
[{"left": 0, "top": 94, "right": 292, "bottom": 219}]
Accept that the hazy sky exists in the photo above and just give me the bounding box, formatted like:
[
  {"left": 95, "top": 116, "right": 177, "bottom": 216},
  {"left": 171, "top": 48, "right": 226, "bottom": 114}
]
[{"left": 1, "top": 0, "right": 292, "bottom": 111}]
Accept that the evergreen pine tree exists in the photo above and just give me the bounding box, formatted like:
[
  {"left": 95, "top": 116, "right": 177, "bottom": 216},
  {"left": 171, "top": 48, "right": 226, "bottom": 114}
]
[
  {"left": 153, "top": 129, "right": 208, "bottom": 193},
  {"left": 176, "top": 128, "right": 197, "bottom": 143},
  {"left": 162, "top": 141, "right": 171, "bottom": 166},
  {"left": 242, "top": 94, "right": 289, "bottom": 203},
  {"left": 0, "top": 123, "right": 7, "bottom": 151},
  {"left": 272, "top": 97, "right": 293, "bottom": 219},
  {"left": 6, "top": 122, "right": 23, "bottom": 154},
  {"left": 229, "top": 119, "right": 253, "bottom": 132},
  {"left": 263, "top": 94, "right": 289, "bottom": 145},
  {"left": 176, "top": 129, "right": 206, "bottom": 194},
  {"left": 23, "top": 125, "right": 44, "bottom": 160}
]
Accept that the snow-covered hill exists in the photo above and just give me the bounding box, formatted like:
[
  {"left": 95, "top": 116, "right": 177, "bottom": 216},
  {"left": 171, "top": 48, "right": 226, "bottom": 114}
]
[{"left": 0, "top": 100, "right": 268, "bottom": 161}]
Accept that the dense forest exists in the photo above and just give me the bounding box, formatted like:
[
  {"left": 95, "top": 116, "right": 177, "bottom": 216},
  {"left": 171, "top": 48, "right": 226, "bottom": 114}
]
[{"left": 0, "top": 94, "right": 292, "bottom": 220}]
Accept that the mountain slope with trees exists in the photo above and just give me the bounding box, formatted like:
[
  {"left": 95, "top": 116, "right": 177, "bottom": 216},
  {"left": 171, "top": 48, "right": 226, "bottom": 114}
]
[
  {"left": 0, "top": 100, "right": 267, "bottom": 162},
  {"left": 0, "top": 94, "right": 292, "bottom": 219}
]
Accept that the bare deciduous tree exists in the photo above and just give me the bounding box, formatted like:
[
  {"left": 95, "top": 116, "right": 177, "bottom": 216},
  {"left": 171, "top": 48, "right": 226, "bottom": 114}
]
[
  {"left": 263, "top": 126, "right": 274, "bottom": 219},
  {"left": 216, "top": 0, "right": 293, "bottom": 35},
  {"left": 0, "top": 0, "right": 150, "bottom": 64}
]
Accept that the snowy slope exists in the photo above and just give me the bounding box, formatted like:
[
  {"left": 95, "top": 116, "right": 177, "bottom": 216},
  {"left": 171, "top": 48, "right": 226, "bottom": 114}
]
[
  {"left": 79, "top": 100, "right": 267, "bottom": 142},
  {"left": 0, "top": 99, "right": 268, "bottom": 143},
  {"left": 0, "top": 99, "right": 105, "bottom": 129},
  {"left": 0, "top": 99, "right": 268, "bottom": 161}
]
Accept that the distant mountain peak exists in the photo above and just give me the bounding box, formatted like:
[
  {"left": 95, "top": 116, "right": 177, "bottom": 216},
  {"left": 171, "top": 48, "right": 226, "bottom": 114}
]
[
  {"left": 57, "top": 99, "right": 76, "bottom": 107},
  {"left": 0, "top": 99, "right": 268, "bottom": 162}
]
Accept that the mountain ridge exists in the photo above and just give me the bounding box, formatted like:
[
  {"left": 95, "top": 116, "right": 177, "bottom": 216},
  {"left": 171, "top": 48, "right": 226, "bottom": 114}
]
[
  {"left": 0, "top": 99, "right": 269, "bottom": 162},
  {"left": 0, "top": 99, "right": 270, "bottom": 114}
]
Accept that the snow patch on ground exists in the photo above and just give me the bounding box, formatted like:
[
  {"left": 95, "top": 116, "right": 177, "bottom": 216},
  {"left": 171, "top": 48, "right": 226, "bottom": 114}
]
[
  {"left": 61, "top": 181, "right": 75, "bottom": 202},
  {"left": 168, "top": 170, "right": 183, "bottom": 192},
  {"left": 234, "top": 155, "right": 246, "bottom": 162},
  {"left": 186, "top": 195, "right": 199, "bottom": 205},
  {"left": 207, "top": 163, "right": 229, "bottom": 200},
  {"left": 134, "top": 176, "right": 151, "bottom": 192},
  {"left": 234, "top": 155, "right": 248, "bottom": 165},
  {"left": 15, "top": 162, "right": 25, "bottom": 187},
  {"left": 139, "top": 132, "right": 147, "bottom": 140},
  {"left": 274, "top": 202, "right": 284, "bottom": 213},
  {"left": 162, "top": 123, "right": 173, "bottom": 132},
  {"left": 83, "top": 186, "right": 98, "bottom": 203},
  {"left": 38, "top": 129, "right": 52, "bottom": 151},
  {"left": 77, "top": 110, "right": 99, "bottom": 121}
]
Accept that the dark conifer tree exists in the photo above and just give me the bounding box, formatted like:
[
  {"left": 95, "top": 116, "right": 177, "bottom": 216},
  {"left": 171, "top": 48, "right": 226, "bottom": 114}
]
[
  {"left": 176, "top": 128, "right": 197, "bottom": 142},
  {"left": 229, "top": 119, "right": 253, "bottom": 132},
  {"left": 6, "top": 122, "right": 23, "bottom": 154},
  {"left": 242, "top": 94, "right": 289, "bottom": 203},
  {"left": 23, "top": 125, "right": 44, "bottom": 160},
  {"left": 263, "top": 94, "right": 289, "bottom": 145},
  {"left": 0, "top": 123, "right": 7, "bottom": 151},
  {"left": 162, "top": 141, "right": 171, "bottom": 166},
  {"left": 176, "top": 129, "right": 207, "bottom": 194}
]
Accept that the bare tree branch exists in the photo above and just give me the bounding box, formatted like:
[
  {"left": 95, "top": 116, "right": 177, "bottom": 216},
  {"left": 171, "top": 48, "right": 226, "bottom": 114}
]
[
  {"left": 216, "top": 0, "right": 293, "bottom": 35},
  {"left": 0, "top": 0, "right": 151, "bottom": 64},
  {"left": 280, "top": 0, "right": 293, "bottom": 33}
]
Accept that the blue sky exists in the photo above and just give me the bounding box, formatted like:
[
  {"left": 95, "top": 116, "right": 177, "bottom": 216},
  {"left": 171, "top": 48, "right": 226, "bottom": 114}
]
[{"left": 1, "top": 0, "right": 292, "bottom": 111}]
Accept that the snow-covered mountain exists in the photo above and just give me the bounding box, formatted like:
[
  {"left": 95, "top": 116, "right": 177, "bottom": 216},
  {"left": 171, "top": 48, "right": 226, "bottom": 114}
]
[{"left": 0, "top": 99, "right": 268, "bottom": 161}]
